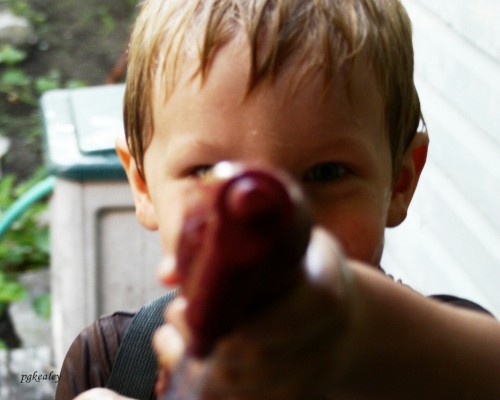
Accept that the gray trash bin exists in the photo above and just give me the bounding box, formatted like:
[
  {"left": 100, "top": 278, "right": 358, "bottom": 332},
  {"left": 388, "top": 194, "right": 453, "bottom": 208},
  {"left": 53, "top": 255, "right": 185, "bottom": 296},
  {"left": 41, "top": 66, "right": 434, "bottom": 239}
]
[{"left": 41, "top": 84, "right": 163, "bottom": 367}]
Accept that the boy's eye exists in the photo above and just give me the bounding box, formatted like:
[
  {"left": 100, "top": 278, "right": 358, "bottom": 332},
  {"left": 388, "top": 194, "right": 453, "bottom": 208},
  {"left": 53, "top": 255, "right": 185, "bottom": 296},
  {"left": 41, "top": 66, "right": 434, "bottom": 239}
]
[
  {"left": 303, "top": 162, "right": 348, "bottom": 183},
  {"left": 189, "top": 165, "right": 213, "bottom": 179}
]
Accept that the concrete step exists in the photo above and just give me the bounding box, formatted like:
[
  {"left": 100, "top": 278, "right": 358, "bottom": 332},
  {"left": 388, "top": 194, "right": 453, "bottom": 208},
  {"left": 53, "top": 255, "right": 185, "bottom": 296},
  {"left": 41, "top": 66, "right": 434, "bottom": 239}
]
[
  {"left": 0, "top": 346, "right": 56, "bottom": 400},
  {"left": 1, "top": 270, "right": 56, "bottom": 399}
]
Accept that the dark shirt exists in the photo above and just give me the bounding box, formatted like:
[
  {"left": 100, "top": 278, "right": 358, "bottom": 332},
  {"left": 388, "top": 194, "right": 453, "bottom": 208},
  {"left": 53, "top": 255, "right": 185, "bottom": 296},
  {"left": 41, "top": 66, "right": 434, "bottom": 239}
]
[{"left": 56, "top": 311, "right": 134, "bottom": 399}]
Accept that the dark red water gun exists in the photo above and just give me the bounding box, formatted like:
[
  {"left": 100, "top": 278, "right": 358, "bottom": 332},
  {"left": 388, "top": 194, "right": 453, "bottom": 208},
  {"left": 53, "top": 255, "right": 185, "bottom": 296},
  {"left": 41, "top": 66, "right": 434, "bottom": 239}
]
[{"left": 161, "top": 162, "right": 312, "bottom": 398}]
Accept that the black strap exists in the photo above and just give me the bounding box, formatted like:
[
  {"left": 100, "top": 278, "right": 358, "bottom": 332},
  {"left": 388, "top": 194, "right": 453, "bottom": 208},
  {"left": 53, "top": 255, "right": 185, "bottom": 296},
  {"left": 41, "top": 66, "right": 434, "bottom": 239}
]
[
  {"left": 430, "top": 294, "right": 494, "bottom": 317},
  {"left": 107, "top": 289, "right": 178, "bottom": 399}
]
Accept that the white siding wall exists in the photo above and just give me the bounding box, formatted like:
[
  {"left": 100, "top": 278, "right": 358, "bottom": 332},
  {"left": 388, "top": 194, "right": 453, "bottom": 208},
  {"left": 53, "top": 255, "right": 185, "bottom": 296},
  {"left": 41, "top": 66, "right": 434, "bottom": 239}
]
[{"left": 382, "top": 1, "right": 500, "bottom": 317}]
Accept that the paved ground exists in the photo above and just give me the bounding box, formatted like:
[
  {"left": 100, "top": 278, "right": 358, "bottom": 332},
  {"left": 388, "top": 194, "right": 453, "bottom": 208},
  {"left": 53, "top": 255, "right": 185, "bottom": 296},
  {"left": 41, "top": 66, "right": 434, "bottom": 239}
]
[
  {"left": 0, "top": 347, "right": 56, "bottom": 400},
  {"left": 0, "top": 270, "right": 57, "bottom": 400}
]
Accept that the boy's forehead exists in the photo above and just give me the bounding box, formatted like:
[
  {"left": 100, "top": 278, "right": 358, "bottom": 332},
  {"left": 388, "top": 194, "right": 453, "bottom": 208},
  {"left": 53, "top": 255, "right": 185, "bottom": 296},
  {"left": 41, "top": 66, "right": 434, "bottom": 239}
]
[
  {"left": 155, "top": 34, "right": 383, "bottom": 125},
  {"left": 159, "top": 33, "right": 339, "bottom": 96},
  {"left": 150, "top": 3, "right": 365, "bottom": 104},
  {"left": 154, "top": 36, "right": 385, "bottom": 144}
]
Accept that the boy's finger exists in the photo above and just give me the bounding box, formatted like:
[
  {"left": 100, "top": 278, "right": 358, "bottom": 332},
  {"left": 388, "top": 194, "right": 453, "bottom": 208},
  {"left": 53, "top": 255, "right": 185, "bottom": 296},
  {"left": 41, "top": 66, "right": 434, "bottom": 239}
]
[
  {"left": 154, "top": 324, "right": 185, "bottom": 371},
  {"left": 164, "top": 296, "right": 192, "bottom": 344},
  {"left": 157, "top": 255, "right": 179, "bottom": 285},
  {"left": 305, "top": 227, "right": 351, "bottom": 298},
  {"left": 73, "top": 387, "right": 135, "bottom": 399}
]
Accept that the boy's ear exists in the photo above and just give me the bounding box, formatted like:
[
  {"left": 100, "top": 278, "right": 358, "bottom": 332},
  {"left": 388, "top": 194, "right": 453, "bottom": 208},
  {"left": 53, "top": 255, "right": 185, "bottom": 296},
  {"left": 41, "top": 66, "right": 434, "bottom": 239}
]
[
  {"left": 386, "top": 132, "right": 429, "bottom": 228},
  {"left": 115, "top": 136, "right": 159, "bottom": 230}
]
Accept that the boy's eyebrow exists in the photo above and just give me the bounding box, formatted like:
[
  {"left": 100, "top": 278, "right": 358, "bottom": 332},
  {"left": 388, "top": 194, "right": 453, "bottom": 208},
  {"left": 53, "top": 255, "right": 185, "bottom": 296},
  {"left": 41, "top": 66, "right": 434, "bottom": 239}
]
[
  {"left": 165, "top": 126, "right": 381, "bottom": 162},
  {"left": 307, "top": 133, "right": 382, "bottom": 158},
  {"left": 164, "top": 134, "right": 222, "bottom": 161}
]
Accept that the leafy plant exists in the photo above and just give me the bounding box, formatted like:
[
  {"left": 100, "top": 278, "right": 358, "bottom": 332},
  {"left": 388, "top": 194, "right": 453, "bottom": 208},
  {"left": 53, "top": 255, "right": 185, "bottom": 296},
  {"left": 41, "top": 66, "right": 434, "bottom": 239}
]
[
  {"left": 0, "top": 45, "right": 87, "bottom": 105},
  {"left": 0, "top": 272, "right": 23, "bottom": 299},
  {"left": 34, "top": 69, "right": 61, "bottom": 93},
  {"left": 97, "top": 6, "right": 117, "bottom": 35},
  {"left": 0, "top": 168, "right": 50, "bottom": 273},
  {"left": 0, "top": 45, "right": 27, "bottom": 66},
  {"left": 0, "top": 45, "right": 35, "bottom": 104},
  {"left": 0, "top": 167, "right": 51, "bottom": 326},
  {"left": 5, "top": 0, "right": 46, "bottom": 26},
  {"left": 32, "top": 292, "right": 51, "bottom": 319},
  {"left": 34, "top": 70, "right": 87, "bottom": 94},
  {"left": 0, "top": 272, "right": 27, "bottom": 315}
]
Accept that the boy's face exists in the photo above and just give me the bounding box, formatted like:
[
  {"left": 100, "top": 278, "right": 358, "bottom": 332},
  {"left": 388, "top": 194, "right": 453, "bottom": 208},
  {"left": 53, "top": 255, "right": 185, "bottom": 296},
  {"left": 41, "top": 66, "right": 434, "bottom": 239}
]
[{"left": 125, "top": 37, "right": 417, "bottom": 267}]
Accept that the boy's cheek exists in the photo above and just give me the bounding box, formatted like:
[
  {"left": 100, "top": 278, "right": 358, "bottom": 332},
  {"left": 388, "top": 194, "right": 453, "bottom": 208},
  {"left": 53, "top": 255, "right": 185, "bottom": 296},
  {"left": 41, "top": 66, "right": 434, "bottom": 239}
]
[
  {"left": 157, "top": 210, "right": 185, "bottom": 255},
  {"left": 150, "top": 193, "right": 183, "bottom": 253},
  {"left": 341, "top": 234, "right": 384, "bottom": 266},
  {"left": 325, "top": 216, "right": 386, "bottom": 266},
  {"left": 155, "top": 184, "right": 199, "bottom": 256}
]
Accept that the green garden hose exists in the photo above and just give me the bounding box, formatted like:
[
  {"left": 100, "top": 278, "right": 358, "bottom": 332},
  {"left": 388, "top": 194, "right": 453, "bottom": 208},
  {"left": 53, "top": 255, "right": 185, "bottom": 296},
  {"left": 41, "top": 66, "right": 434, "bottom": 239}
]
[{"left": 0, "top": 176, "right": 56, "bottom": 240}]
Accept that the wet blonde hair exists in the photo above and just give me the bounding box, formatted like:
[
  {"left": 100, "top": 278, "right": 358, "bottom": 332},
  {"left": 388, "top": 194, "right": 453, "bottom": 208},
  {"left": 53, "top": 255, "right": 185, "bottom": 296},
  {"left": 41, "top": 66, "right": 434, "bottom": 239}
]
[{"left": 124, "top": 0, "right": 423, "bottom": 179}]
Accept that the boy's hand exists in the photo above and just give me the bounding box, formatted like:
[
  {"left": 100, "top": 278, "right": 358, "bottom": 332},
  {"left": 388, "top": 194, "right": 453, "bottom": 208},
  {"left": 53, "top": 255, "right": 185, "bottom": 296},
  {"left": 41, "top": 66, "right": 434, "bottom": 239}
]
[
  {"left": 155, "top": 228, "right": 352, "bottom": 400},
  {"left": 73, "top": 388, "right": 136, "bottom": 400},
  {"left": 153, "top": 163, "right": 355, "bottom": 399}
]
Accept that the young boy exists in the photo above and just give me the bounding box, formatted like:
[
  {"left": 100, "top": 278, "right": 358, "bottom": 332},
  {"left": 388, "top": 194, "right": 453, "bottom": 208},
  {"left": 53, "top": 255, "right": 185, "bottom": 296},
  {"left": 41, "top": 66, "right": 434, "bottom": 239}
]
[{"left": 58, "top": 0, "right": 500, "bottom": 399}]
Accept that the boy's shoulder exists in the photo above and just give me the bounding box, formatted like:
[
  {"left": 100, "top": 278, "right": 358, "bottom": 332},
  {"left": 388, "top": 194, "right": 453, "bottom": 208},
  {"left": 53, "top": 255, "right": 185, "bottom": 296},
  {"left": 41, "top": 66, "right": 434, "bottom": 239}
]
[
  {"left": 56, "top": 290, "right": 178, "bottom": 400},
  {"left": 55, "top": 310, "right": 135, "bottom": 399}
]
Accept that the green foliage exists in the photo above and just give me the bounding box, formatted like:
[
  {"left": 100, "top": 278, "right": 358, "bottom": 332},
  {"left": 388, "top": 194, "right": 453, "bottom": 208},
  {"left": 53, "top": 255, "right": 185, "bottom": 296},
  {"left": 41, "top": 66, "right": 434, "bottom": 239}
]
[
  {"left": 0, "top": 167, "right": 50, "bottom": 274},
  {"left": 0, "top": 168, "right": 50, "bottom": 325},
  {"left": 0, "top": 45, "right": 34, "bottom": 104},
  {"left": 97, "top": 6, "right": 116, "bottom": 35},
  {"left": 65, "top": 79, "right": 88, "bottom": 89},
  {"left": 0, "top": 45, "right": 27, "bottom": 66},
  {"left": 0, "top": 68, "right": 36, "bottom": 105},
  {"left": 1, "top": 68, "right": 30, "bottom": 87},
  {"left": 0, "top": 273, "right": 26, "bottom": 304},
  {"left": 34, "top": 70, "right": 87, "bottom": 94},
  {"left": 0, "top": 339, "right": 6, "bottom": 349},
  {"left": 32, "top": 292, "right": 51, "bottom": 319},
  {"left": 34, "top": 70, "right": 61, "bottom": 94},
  {"left": 0, "top": 1, "right": 79, "bottom": 105},
  {"left": 0, "top": 45, "right": 87, "bottom": 105},
  {"left": 0, "top": 271, "right": 27, "bottom": 327},
  {"left": 5, "top": 0, "right": 46, "bottom": 26}
]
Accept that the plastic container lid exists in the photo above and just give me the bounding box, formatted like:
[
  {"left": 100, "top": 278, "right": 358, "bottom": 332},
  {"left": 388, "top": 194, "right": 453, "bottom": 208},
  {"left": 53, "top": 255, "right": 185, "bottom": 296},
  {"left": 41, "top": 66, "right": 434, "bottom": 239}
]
[{"left": 41, "top": 84, "right": 126, "bottom": 181}]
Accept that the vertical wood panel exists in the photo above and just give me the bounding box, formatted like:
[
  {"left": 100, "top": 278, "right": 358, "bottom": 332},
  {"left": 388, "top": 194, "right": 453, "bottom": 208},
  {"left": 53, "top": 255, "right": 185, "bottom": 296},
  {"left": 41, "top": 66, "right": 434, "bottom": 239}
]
[
  {"left": 413, "top": 0, "right": 500, "bottom": 62},
  {"left": 384, "top": 1, "right": 500, "bottom": 317}
]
